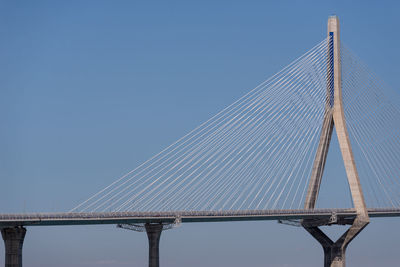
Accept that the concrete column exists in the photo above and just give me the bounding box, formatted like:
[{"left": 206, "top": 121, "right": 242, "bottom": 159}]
[
  {"left": 305, "top": 226, "right": 345, "bottom": 267},
  {"left": 145, "top": 223, "right": 163, "bottom": 267},
  {"left": 1, "top": 227, "right": 26, "bottom": 267},
  {"left": 304, "top": 217, "right": 368, "bottom": 267},
  {"left": 323, "top": 245, "right": 346, "bottom": 267}
]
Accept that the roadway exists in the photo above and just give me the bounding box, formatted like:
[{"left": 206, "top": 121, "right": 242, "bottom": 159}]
[{"left": 0, "top": 208, "right": 399, "bottom": 227}]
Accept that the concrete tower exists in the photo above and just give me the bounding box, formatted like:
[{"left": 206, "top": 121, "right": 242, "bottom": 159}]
[{"left": 302, "top": 16, "right": 370, "bottom": 267}]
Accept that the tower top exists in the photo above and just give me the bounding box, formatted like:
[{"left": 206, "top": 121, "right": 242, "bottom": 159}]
[{"left": 327, "top": 15, "right": 340, "bottom": 37}]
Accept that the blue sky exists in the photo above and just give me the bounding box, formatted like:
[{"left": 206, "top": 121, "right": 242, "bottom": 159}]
[{"left": 1, "top": 0, "right": 400, "bottom": 266}]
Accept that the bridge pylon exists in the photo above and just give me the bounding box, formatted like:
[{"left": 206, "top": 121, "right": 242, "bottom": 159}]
[
  {"left": 145, "top": 223, "right": 163, "bottom": 267},
  {"left": 302, "top": 15, "right": 369, "bottom": 267},
  {"left": 1, "top": 227, "right": 26, "bottom": 267}
]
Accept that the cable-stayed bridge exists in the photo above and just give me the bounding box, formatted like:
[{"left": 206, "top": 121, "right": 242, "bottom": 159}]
[{"left": 2, "top": 16, "right": 400, "bottom": 267}]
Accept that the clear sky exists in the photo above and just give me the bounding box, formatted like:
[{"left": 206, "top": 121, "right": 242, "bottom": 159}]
[{"left": 1, "top": 0, "right": 400, "bottom": 266}]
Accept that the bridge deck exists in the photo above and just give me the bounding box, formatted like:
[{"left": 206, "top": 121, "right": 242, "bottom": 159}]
[{"left": 0, "top": 208, "right": 399, "bottom": 227}]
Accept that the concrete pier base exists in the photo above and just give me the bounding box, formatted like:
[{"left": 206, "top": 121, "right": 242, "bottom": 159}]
[
  {"left": 145, "top": 223, "right": 163, "bottom": 267},
  {"left": 304, "top": 218, "right": 368, "bottom": 267},
  {"left": 1, "top": 227, "right": 26, "bottom": 267},
  {"left": 323, "top": 245, "right": 346, "bottom": 267}
]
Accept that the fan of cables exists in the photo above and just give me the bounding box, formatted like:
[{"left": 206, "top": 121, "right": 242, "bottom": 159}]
[
  {"left": 342, "top": 43, "right": 400, "bottom": 208},
  {"left": 70, "top": 37, "right": 331, "bottom": 213}
]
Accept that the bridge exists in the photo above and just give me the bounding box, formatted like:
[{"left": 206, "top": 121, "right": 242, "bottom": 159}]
[
  {"left": 2, "top": 16, "right": 400, "bottom": 267},
  {"left": 1, "top": 208, "right": 400, "bottom": 227}
]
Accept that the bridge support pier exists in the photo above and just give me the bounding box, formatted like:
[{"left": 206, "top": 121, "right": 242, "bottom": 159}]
[
  {"left": 145, "top": 223, "right": 163, "bottom": 267},
  {"left": 1, "top": 227, "right": 26, "bottom": 267},
  {"left": 304, "top": 218, "right": 368, "bottom": 267}
]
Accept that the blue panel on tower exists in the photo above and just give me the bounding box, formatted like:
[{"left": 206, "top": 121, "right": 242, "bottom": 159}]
[{"left": 329, "top": 32, "right": 334, "bottom": 107}]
